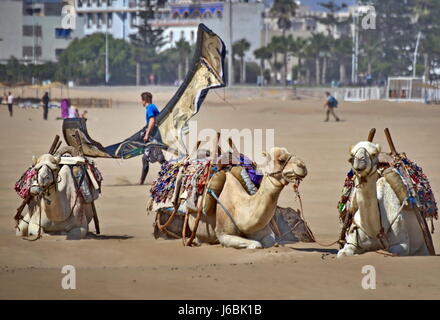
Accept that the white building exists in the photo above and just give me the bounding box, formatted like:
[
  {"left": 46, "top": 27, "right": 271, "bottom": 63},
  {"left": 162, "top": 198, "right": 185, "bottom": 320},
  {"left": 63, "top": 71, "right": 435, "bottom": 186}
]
[
  {"left": 0, "top": 0, "right": 84, "bottom": 64},
  {"left": 76, "top": 0, "right": 265, "bottom": 60}
]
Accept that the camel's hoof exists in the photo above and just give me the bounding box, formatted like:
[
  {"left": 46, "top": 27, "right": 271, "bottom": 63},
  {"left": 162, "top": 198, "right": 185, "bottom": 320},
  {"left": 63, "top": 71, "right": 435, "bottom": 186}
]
[{"left": 247, "top": 242, "right": 263, "bottom": 249}]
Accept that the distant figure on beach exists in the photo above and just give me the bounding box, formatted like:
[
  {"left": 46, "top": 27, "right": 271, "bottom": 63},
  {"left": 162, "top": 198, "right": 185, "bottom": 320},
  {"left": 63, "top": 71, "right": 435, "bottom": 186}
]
[
  {"left": 81, "top": 110, "right": 88, "bottom": 120},
  {"left": 42, "top": 92, "right": 50, "bottom": 120},
  {"left": 7, "top": 92, "right": 14, "bottom": 117},
  {"left": 68, "top": 105, "right": 79, "bottom": 118},
  {"left": 323, "top": 92, "right": 340, "bottom": 122},
  {"left": 60, "top": 99, "right": 69, "bottom": 119}
]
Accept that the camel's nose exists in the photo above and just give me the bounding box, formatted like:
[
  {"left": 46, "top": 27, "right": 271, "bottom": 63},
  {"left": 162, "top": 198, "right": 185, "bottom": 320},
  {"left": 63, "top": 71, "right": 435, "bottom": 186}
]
[{"left": 353, "top": 158, "right": 367, "bottom": 171}]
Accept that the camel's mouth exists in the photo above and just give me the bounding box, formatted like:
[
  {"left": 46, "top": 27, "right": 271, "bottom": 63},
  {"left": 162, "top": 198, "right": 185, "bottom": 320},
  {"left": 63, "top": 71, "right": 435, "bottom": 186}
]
[{"left": 283, "top": 170, "right": 306, "bottom": 182}]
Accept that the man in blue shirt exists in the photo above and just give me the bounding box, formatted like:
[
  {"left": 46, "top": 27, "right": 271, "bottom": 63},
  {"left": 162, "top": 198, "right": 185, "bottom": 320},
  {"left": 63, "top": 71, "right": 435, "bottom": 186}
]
[
  {"left": 139, "top": 91, "right": 165, "bottom": 185},
  {"left": 323, "top": 91, "right": 340, "bottom": 122}
]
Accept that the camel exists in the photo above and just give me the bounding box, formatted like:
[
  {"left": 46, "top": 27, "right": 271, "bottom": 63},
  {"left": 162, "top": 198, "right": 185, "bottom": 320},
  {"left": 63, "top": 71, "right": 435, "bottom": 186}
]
[
  {"left": 187, "top": 147, "right": 308, "bottom": 249},
  {"left": 337, "top": 141, "right": 430, "bottom": 257},
  {"left": 16, "top": 148, "right": 99, "bottom": 240}
]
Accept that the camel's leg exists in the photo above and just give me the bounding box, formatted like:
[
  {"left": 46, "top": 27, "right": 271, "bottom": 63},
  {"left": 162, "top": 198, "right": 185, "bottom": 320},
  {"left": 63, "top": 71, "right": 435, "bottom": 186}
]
[
  {"left": 337, "top": 228, "right": 364, "bottom": 258},
  {"left": 337, "top": 243, "right": 358, "bottom": 258},
  {"left": 28, "top": 211, "right": 42, "bottom": 236},
  {"left": 217, "top": 234, "right": 263, "bottom": 249},
  {"left": 387, "top": 214, "right": 410, "bottom": 256},
  {"left": 16, "top": 213, "right": 31, "bottom": 236},
  {"left": 248, "top": 225, "right": 276, "bottom": 248},
  {"left": 66, "top": 209, "right": 89, "bottom": 240}
]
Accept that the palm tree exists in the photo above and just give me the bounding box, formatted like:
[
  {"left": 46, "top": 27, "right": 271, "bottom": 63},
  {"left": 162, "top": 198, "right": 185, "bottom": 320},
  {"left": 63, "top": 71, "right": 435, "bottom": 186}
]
[
  {"left": 233, "top": 38, "right": 251, "bottom": 84},
  {"left": 270, "top": 0, "right": 298, "bottom": 86},
  {"left": 174, "top": 39, "right": 191, "bottom": 82},
  {"left": 288, "top": 37, "right": 307, "bottom": 84},
  {"left": 254, "top": 46, "right": 272, "bottom": 86},
  {"left": 267, "top": 36, "right": 285, "bottom": 85},
  {"left": 332, "top": 36, "right": 352, "bottom": 84},
  {"left": 307, "top": 33, "right": 328, "bottom": 85}
]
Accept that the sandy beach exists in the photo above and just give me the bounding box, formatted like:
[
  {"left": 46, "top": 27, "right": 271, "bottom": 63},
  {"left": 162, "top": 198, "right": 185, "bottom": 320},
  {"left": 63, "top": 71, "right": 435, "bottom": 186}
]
[{"left": 1, "top": 88, "right": 439, "bottom": 299}]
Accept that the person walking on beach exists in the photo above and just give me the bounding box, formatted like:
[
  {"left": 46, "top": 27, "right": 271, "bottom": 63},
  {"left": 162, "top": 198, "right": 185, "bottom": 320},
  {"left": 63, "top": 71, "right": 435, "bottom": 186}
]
[
  {"left": 7, "top": 92, "right": 14, "bottom": 117},
  {"left": 42, "top": 92, "right": 50, "bottom": 120},
  {"left": 323, "top": 91, "right": 340, "bottom": 122},
  {"left": 139, "top": 91, "right": 165, "bottom": 185}
]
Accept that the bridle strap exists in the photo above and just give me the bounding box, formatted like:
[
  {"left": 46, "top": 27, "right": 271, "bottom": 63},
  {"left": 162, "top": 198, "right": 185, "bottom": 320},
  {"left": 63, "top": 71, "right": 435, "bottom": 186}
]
[{"left": 266, "top": 154, "right": 293, "bottom": 178}]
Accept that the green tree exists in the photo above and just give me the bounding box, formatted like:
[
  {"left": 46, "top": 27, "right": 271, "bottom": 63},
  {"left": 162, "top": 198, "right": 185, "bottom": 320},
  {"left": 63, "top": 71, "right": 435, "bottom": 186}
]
[
  {"left": 174, "top": 39, "right": 192, "bottom": 82},
  {"left": 270, "top": 0, "right": 298, "bottom": 86},
  {"left": 288, "top": 37, "right": 307, "bottom": 83},
  {"left": 233, "top": 38, "right": 251, "bottom": 84},
  {"left": 410, "top": 0, "right": 440, "bottom": 80},
  {"left": 316, "top": 1, "right": 350, "bottom": 36},
  {"left": 307, "top": 33, "right": 329, "bottom": 85},
  {"left": 55, "top": 33, "right": 136, "bottom": 85},
  {"left": 332, "top": 36, "right": 352, "bottom": 84},
  {"left": 129, "top": 0, "right": 165, "bottom": 85},
  {"left": 254, "top": 46, "right": 272, "bottom": 85},
  {"left": 358, "top": 0, "right": 415, "bottom": 78},
  {"left": 267, "top": 36, "right": 285, "bottom": 85}
]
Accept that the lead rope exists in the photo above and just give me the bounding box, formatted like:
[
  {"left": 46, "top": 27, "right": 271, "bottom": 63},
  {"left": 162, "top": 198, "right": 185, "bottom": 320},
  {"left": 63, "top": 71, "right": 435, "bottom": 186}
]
[{"left": 291, "top": 183, "right": 342, "bottom": 247}]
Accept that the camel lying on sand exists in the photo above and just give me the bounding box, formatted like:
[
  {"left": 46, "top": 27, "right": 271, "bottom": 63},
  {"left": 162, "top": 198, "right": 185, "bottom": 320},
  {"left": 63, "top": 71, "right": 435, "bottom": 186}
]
[
  {"left": 181, "top": 147, "right": 309, "bottom": 249},
  {"left": 16, "top": 147, "right": 100, "bottom": 240},
  {"left": 337, "top": 142, "right": 430, "bottom": 257}
]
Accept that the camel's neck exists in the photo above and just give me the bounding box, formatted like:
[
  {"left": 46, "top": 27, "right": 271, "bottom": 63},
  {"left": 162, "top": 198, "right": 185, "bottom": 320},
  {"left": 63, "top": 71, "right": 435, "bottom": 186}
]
[
  {"left": 355, "top": 172, "right": 382, "bottom": 238},
  {"left": 245, "top": 175, "right": 284, "bottom": 233},
  {"left": 41, "top": 166, "right": 75, "bottom": 222}
]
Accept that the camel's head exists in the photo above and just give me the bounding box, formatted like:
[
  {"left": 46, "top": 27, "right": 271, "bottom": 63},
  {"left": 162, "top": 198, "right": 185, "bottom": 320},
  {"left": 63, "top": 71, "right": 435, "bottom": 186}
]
[
  {"left": 349, "top": 141, "right": 381, "bottom": 179},
  {"left": 260, "top": 147, "right": 307, "bottom": 185},
  {"left": 30, "top": 154, "right": 61, "bottom": 195}
]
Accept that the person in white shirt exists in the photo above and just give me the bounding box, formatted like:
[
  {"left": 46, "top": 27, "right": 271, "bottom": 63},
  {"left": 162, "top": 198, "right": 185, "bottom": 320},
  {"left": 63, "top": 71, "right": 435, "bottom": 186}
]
[{"left": 7, "top": 92, "right": 14, "bottom": 117}]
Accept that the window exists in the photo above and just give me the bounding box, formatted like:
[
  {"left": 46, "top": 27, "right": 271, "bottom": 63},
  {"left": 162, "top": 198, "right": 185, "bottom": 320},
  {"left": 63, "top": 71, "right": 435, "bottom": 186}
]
[
  {"left": 97, "top": 13, "right": 102, "bottom": 28},
  {"left": 130, "top": 12, "right": 136, "bottom": 28},
  {"left": 23, "top": 46, "right": 42, "bottom": 58},
  {"left": 169, "top": 31, "right": 173, "bottom": 42},
  {"left": 87, "top": 13, "right": 92, "bottom": 27},
  {"left": 190, "top": 30, "right": 195, "bottom": 42},
  {"left": 78, "top": 0, "right": 83, "bottom": 8},
  {"left": 55, "top": 28, "right": 72, "bottom": 39},
  {"left": 107, "top": 13, "right": 112, "bottom": 28},
  {"left": 55, "top": 49, "right": 65, "bottom": 57},
  {"left": 107, "top": 0, "right": 112, "bottom": 6},
  {"left": 180, "top": 30, "right": 184, "bottom": 40},
  {"left": 216, "top": 11, "right": 222, "bottom": 19},
  {"left": 23, "top": 25, "right": 42, "bottom": 37}
]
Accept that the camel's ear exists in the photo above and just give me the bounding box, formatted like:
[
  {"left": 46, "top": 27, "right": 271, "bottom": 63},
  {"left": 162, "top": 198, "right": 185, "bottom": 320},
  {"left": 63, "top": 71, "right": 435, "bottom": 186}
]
[
  {"left": 348, "top": 145, "right": 354, "bottom": 154},
  {"left": 375, "top": 144, "right": 381, "bottom": 154},
  {"left": 278, "top": 151, "right": 291, "bottom": 161},
  {"left": 32, "top": 155, "right": 37, "bottom": 166},
  {"left": 262, "top": 151, "right": 271, "bottom": 161},
  {"left": 53, "top": 155, "right": 61, "bottom": 164}
]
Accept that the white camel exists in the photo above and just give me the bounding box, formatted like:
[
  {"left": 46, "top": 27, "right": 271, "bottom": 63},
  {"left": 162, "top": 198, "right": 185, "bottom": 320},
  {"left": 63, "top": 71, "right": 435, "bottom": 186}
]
[
  {"left": 337, "top": 141, "right": 430, "bottom": 257},
  {"left": 16, "top": 150, "right": 98, "bottom": 240},
  {"left": 188, "top": 147, "right": 309, "bottom": 249}
]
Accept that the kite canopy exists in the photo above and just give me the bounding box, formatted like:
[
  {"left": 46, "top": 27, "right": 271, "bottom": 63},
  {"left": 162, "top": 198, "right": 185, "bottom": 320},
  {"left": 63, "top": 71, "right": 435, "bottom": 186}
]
[{"left": 63, "top": 23, "right": 226, "bottom": 159}]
